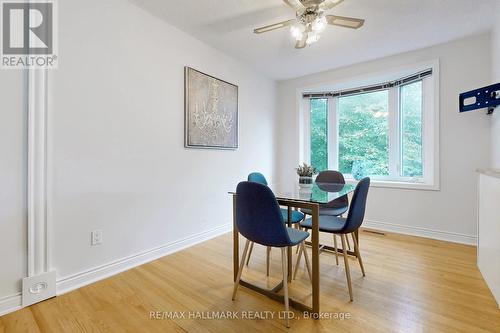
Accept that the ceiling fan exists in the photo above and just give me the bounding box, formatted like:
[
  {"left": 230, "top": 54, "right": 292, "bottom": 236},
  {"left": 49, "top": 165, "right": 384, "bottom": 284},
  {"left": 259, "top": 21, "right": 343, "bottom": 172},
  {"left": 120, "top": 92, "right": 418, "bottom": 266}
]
[{"left": 253, "top": 0, "right": 365, "bottom": 49}]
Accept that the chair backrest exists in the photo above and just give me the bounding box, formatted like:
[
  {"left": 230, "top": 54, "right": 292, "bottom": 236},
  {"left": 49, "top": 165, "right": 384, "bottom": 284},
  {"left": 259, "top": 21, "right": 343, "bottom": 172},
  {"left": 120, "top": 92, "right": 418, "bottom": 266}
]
[
  {"left": 316, "top": 170, "right": 345, "bottom": 183},
  {"left": 236, "top": 181, "right": 292, "bottom": 247},
  {"left": 316, "top": 170, "right": 349, "bottom": 209},
  {"left": 247, "top": 172, "right": 268, "bottom": 186},
  {"left": 342, "top": 177, "right": 370, "bottom": 233}
]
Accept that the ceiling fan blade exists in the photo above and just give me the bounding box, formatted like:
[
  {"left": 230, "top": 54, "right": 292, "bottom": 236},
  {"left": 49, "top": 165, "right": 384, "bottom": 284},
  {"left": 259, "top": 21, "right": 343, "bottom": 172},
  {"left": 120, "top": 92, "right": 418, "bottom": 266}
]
[
  {"left": 295, "top": 34, "right": 307, "bottom": 49},
  {"left": 326, "top": 15, "right": 365, "bottom": 29},
  {"left": 254, "top": 19, "right": 295, "bottom": 34},
  {"left": 283, "top": 0, "right": 305, "bottom": 11},
  {"left": 319, "top": 0, "right": 344, "bottom": 10}
]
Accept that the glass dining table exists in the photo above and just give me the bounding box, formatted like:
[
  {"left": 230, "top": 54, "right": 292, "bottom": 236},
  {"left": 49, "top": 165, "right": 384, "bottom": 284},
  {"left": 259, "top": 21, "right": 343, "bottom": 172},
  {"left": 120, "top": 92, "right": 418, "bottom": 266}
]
[{"left": 229, "top": 182, "right": 356, "bottom": 316}]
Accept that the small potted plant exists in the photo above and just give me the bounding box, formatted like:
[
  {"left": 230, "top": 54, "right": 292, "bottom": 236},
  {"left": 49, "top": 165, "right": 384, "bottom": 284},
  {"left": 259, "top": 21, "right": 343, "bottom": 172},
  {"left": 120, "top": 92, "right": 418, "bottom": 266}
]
[{"left": 296, "top": 163, "right": 316, "bottom": 188}]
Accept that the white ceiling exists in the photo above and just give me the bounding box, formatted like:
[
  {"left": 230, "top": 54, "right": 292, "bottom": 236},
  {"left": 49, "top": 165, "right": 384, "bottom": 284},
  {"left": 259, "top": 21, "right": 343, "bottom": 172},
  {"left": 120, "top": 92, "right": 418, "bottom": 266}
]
[{"left": 129, "top": 0, "right": 497, "bottom": 80}]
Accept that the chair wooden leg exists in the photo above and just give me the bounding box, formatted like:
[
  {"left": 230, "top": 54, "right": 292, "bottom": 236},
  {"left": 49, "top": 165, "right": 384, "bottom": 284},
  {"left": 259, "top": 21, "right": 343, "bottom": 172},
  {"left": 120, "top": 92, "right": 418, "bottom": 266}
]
[
  {"left": 232, "top": 239, "right": 251, "bottom": 300},
  {"left": 351, "top": 232, "right": 365, "bottom": 277},
  {"left": 245, "top": 242, "right": 254, "bottom": 266},
  {"left": 340, "top": 234, "right": 353, "bottom": 302},
  {"left": 293, "top": 241, "right": 303, "bottom": 280},
  {"left": 281, "top": 248, "right": 290, "bottom": 328},
  {"left": 293, "top": 242, "right": 312, "bottom": 282},
  {"left": 266, "top": 246, "right": 271, "bottom": 276},
  {"left": 333, "top": 234, "right": 339, "bottom": 265},
  {"left": 301, "top": 242, "right": 312, "bottom": 282},
  {"left": 295, "top": 224, "right": 301, "bottom": 254},
  {"left": 295, "top": 227, "right": 300, "bottom": 254}
]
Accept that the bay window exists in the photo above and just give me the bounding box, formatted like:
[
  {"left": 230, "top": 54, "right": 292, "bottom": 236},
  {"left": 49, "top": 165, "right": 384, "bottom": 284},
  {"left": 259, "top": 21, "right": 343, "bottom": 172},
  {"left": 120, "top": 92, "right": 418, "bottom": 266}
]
[{"left": 304, "top": 65, "right": 438, "bottom": 189}]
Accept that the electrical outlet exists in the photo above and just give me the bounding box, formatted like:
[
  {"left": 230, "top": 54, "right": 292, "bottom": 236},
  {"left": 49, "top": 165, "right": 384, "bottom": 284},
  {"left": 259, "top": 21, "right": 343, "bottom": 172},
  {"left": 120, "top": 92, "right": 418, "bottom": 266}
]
[
  {"left": 91, "top": 230, "right": 103, "bottom": 245},
  {"left": 22, "top": 271, "right": 56, "bottom": 307}
]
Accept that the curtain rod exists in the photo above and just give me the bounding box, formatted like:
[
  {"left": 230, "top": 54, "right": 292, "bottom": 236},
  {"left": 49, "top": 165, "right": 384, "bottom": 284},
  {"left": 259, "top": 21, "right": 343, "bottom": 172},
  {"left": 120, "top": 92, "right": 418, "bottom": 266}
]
[{"left": 303, "top": 69, "right": 433, "bottom": 99}]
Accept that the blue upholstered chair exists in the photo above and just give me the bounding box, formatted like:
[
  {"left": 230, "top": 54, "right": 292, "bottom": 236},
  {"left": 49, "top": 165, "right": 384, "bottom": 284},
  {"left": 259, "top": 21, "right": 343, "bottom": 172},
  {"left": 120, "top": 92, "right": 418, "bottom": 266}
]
[
  {"left": 300, "top": 170, "right": 349, "bottom": 217},
  {"left": 246, "top": 172, "right": 305, "bottom": 275},
  {"left": 232, "top": 181, "right": 311, "bottom": 328},
  {"left": 299, "top": 177, "right": 370, "bottom": 301},
  {"left": 300, "top": 170, "right": 350, "bottom": 265},
  {"left": 248, "top": 172, "right": 305, "bottom": 224}
]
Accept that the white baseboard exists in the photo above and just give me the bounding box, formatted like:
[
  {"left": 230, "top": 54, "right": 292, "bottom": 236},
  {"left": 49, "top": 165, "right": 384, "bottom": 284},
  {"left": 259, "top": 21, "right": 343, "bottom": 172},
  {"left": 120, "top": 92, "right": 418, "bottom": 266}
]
[
  {"left": 0, "top": 293, "right": 22, "bottom": 317},
  {"left": 0, "top": 220, "right": 477, "bottom": 317},
  {"left": 56, "top": 223, "right": 231, "bottom": 295},
  {"left": 363, "top": 219, "right": 477, "bottom": 245},
  {"left": 1, "top": 224, "right": 231, "bottom": 318}
]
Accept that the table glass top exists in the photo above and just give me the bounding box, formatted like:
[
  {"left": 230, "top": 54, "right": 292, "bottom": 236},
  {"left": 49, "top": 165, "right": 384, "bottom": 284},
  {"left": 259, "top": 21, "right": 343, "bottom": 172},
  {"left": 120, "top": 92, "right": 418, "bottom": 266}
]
[{"left": 230, "top": 182, "right": 356, "bottom": 204}]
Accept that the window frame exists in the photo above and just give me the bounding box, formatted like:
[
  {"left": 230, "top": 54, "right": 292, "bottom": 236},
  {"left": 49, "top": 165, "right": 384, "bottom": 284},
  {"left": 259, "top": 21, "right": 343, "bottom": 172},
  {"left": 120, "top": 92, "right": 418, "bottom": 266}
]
[{"left": 301, "top": 61, "right": 440, "bottom": 191}]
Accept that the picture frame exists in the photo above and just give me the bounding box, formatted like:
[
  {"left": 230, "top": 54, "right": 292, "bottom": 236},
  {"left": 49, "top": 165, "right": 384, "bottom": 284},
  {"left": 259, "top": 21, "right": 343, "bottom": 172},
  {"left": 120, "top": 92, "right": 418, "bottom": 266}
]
[{"left": 184, "top": 67, "right": 239, "bottom": 150}]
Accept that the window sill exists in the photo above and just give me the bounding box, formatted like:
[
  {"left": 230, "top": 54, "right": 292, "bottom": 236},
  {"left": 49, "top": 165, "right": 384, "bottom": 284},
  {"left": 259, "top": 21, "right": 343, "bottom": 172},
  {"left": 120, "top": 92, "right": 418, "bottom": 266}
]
[{"left": 345, "top": 178, "right": 440, "bottom": 191}]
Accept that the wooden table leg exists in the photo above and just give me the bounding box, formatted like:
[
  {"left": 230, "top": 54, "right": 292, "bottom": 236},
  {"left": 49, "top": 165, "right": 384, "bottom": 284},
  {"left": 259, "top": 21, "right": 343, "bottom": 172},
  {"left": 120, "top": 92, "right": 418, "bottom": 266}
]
[
  {"left": 233, "top": 194, "right": 239, "bottom": 282},
  {"left": 311, "top": 203, "right": 320, "bottom": 315},
  {"left": 287, "top": 206, "right": 292, "bottom": 283}
]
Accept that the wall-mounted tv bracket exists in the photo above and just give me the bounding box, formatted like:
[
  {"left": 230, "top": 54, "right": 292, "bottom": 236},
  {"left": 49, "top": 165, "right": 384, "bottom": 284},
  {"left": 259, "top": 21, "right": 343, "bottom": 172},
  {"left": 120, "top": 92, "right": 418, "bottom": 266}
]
[{"left": 459, "top": 83, "right": 500, "bottom": 115}]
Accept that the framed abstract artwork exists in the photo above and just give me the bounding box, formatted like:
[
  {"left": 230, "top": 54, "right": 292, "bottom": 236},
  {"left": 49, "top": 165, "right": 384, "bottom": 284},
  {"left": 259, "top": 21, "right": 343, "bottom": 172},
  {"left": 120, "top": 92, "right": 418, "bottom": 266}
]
[{"left": 184, "top": 67, "right": 238, "bottom": 149}]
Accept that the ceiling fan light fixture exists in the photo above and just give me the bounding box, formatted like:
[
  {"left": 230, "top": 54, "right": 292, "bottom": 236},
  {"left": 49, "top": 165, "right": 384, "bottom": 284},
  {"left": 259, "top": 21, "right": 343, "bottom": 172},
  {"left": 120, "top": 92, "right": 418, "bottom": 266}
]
[
  {"left": 253, "top": 0, "right": 365, "bottom": 49},
  {"left": 311, "top": 16, "right": 327, "bottom": 32},
  {"left": 306, "top": 31, "right": 320, "bottom": 45},
  {"left": 290, "top": 23, "right": 306, "bottom": 40}
]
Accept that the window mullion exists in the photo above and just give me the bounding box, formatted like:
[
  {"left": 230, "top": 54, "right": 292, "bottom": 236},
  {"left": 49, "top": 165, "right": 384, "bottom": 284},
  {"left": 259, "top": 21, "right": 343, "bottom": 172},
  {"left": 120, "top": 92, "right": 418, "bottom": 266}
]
[
  {"left": 388, "top": 87, "right": 400, "bottom": 178},
  {"left": 302, "top": 98, "right": 311, "bottom": 165},
  {"left": 327, "top": 97, "right": 338, "bottom": 171},
  {"left": 422, "top": 77, "right": 434, "bottom": 184}
]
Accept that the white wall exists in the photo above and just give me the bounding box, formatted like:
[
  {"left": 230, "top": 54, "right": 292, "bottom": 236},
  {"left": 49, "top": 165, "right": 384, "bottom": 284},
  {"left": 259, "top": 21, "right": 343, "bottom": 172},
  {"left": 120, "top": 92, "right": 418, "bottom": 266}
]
[
  {"left": 491, "top": 3, "right": 500, "bottom": 168},
  {"left": 277, "top": 34, "right": 492, "bottom": 244},
  {"left": 48, "top": 0, "right": 277, "bottom": 282},
  {"left": 0, "top": 71, "right": 27, "bottom": 306}
]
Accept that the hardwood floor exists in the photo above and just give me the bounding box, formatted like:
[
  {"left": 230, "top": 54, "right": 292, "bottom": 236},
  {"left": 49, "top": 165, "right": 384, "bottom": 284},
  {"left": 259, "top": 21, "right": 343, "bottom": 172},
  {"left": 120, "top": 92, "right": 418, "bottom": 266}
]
[{"left": 1, "top": 229, "right": 499, "bottom": 332}]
